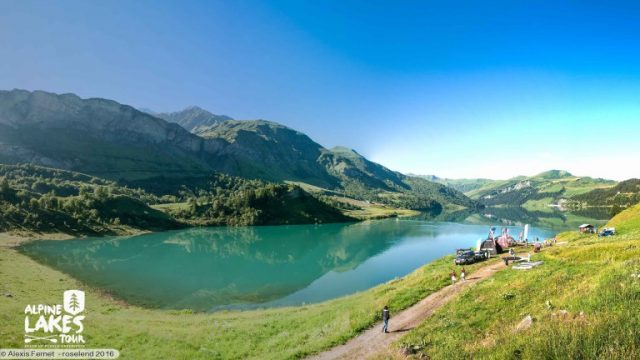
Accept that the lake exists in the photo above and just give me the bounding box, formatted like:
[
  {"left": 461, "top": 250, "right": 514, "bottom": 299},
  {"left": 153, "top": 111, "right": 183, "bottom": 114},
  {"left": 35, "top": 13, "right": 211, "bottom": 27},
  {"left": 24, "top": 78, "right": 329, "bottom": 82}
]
[{"left": 19, "top": 218, "right": 560, "bottom": 311}]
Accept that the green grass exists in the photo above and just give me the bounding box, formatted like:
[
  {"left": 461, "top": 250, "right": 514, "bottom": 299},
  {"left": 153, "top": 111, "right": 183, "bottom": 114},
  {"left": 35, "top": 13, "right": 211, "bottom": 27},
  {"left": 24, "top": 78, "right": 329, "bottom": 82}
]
[
  {"left": 344, "top": 204, "right": 420, "bottom": 220},
  {"left": 394, "top": 203, "right": 640, "bottom": 359},
  {"left": 0, "top": 241, "right": 495, "bottom": 359},
  {"left": 606, "top": 202, "right": 640, "bottom": 233},
  {"left": 465, "top": 179, "right": 514, "bottom": 199},
  {"left": 521, "top": 197, "right": 555, "bottom": 210},
  {"left": 150, "top": 202, "right": 192, "bottom": 212},
  {"left": 527, "top": 211, "right": 607, "bottom": 231},
  {"left": 284, "top": 181, "right": 337, "bottom": 195},
  {"left": 280, "top": 184, "right": 422, "bottom": 221}
]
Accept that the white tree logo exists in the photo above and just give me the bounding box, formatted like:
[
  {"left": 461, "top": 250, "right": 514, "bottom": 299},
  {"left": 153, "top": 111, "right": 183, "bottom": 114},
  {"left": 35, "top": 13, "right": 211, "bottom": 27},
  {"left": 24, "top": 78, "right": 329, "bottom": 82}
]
[{"left": 63, "top": 290, "right": 85, "bottom": 315}]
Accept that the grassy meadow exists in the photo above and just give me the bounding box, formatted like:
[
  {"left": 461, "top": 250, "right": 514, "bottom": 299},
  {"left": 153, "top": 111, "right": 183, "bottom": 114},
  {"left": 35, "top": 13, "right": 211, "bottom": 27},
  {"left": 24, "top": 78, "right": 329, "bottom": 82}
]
[{"left": 394, "top": 203, "right": 640, "bottom": 359}]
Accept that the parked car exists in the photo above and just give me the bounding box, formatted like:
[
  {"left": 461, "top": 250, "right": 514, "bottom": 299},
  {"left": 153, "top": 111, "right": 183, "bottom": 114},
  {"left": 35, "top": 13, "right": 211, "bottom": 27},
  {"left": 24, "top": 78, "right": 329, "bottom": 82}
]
[
  {"left": 455, "top": 249, "right": 488, "bottom": 265},
  {"left": 599, "top": 227, "right": 616, "bottom": 237}
]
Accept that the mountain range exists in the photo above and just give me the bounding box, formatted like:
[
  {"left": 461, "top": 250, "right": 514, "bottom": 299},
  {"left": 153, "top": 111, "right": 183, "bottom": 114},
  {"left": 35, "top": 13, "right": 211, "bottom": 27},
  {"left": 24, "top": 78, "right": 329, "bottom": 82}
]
[
  {"left": 419, "top": 170, "right": 620, "bottom": 209},
  {"left": 4, "top": 89, "right": 634, "bottom": 214},
  {"left": 0, "top": 89, "right": 476, "bottom": 210}
]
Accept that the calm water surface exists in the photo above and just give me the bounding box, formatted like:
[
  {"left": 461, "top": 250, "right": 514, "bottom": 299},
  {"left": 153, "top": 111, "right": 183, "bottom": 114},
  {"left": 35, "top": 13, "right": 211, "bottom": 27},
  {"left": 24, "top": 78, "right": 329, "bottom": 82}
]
[{"left": 20, "top": 219, "right": 556, "bottom": 311}]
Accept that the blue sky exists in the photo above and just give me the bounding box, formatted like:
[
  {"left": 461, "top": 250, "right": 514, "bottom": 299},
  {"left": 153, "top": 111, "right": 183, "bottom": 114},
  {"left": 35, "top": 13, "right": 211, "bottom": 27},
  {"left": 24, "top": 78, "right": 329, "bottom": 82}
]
[{"left": 1, "top": 0, "right": 639, "bottom": 180}]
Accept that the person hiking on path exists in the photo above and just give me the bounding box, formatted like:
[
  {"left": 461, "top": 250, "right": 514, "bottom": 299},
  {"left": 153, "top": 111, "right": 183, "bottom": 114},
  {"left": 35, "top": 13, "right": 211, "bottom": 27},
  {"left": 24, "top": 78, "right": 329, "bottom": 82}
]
[
  {"left": 460, "top": 268, "right": 466, "bottom": 281},
  {"left": 451, "top": 270, "right": 457, "bottom": 285},
  {"left": 381, "top": 306, "right": 390, "bottom": 333}
]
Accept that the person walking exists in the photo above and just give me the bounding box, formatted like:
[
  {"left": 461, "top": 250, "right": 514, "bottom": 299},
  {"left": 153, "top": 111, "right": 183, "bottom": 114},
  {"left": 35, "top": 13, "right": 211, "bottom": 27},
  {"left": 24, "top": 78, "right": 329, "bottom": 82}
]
[
  {"left": 460, "top": 268, "right": 466, "bottom": 281},
  {"left": 451, "top": 270, "right": 457, "bottom": 285},
  {"left": 381, "top": 306, "right": 390, "bottom": 333}
]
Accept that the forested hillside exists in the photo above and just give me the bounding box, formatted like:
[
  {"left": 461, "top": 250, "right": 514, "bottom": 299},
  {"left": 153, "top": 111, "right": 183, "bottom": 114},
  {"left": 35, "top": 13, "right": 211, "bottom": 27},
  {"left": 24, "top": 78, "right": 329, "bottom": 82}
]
[
  {"left": 0, "top": 164, "right": 354, "bottom": 235},
  {"left": 150, "top": 173, "right": 353, "bottom": 226},
  {"left": 0, "top": 164, "right": 180, "bottom": 235},
  {"left": 568, "top": 178, "right": 640, "bottom": 215}
]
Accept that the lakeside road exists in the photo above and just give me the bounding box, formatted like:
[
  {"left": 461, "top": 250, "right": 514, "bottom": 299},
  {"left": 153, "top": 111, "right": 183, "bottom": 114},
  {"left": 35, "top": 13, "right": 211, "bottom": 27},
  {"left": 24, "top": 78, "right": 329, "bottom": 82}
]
[{"left": 308, "top": 260, "right": 507, "bottom": 360}]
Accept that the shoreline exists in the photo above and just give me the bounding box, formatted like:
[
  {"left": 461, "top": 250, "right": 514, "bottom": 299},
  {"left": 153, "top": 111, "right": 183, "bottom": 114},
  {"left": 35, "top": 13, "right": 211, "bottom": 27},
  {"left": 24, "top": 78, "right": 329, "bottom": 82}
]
[
  {"left": 0, "top": 207, "right": 426, "bottom": 248},
  {"left": 4, "top": 216, "right": 447, "bottom": 313},
  {"left": 1, "top": 229, "right": 492, "bottom": 313},
  {"left": 0, "top": 228, "right": 152, "bottom": 248},
  {"left": 2, "top": 208, "right": 601, "bottom": 360},
  {"left": 4, "top": 217, "right": 554, "bottom": 313}
]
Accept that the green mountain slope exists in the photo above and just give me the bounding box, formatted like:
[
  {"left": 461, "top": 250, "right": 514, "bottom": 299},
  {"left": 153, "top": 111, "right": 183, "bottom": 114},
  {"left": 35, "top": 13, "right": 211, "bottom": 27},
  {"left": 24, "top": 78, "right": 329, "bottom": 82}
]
[
  {"left": 197, "top": 120, "right": 339, "bottom": 188},
  {"left": 413, "top": 174, "right": 496, "bottom": 194},
  {"left": 468, "top": 170, "right": 616, "bottom": 208},
  {"left": 319, "top": 146, "right": 409, "bottom": 192},
  {"left": 568, "top": 178, "right": 640, "bottom": 212},
  {"left": 318, "top": 147, "right": 477, "bottom": 210},
  {"left": 197, "top": 122, "right": 477, "bottom": 210},
  {"left": 0, "top": 89, "right": 477, "bottom": 210}
]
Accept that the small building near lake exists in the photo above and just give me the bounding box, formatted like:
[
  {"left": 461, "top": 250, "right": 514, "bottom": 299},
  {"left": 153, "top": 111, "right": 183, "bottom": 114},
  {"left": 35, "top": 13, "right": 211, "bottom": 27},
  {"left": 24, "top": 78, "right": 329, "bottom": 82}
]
[{"left": 579, "top": 224, "right": 595, "bottom": 234}]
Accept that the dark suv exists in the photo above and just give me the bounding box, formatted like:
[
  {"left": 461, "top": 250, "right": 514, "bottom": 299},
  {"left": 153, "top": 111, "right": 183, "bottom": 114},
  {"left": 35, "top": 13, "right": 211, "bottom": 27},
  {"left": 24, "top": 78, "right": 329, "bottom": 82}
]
[{"left": 455, "top": 249, "right": 488, "bottom": 265}]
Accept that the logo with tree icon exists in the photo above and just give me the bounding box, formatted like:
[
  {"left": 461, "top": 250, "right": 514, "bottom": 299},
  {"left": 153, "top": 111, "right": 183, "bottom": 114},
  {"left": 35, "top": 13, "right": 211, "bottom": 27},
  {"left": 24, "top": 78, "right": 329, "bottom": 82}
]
[{"left": 63, "top": 290, "right": 85, "bottom": 315}]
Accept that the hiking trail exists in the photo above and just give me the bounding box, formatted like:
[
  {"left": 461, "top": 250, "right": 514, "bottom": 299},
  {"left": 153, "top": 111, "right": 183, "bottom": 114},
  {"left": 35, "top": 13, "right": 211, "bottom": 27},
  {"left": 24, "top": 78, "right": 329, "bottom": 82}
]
[{"left": 308, "top": 261, "right": 506, "bottom": 360}]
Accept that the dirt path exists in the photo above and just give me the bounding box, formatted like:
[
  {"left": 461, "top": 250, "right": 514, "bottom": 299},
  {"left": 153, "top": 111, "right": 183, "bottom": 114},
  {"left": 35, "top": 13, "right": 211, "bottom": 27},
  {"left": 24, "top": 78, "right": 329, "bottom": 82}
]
[{"left": 308, "top": 260, "right": 507, "bottom": 360}]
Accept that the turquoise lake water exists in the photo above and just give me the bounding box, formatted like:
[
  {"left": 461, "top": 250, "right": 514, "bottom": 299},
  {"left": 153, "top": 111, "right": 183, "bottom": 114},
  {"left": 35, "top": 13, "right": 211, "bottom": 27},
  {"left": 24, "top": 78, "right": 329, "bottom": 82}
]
[{"left": 19, "top": 218, "right": 558, "bottom": 311}]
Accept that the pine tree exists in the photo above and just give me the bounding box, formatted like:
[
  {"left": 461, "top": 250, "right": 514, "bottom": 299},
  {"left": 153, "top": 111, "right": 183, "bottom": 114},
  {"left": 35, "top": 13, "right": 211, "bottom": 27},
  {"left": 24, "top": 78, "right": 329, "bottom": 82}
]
[{"left": 69, "top": 293, "right": 80, "bottom": 312}]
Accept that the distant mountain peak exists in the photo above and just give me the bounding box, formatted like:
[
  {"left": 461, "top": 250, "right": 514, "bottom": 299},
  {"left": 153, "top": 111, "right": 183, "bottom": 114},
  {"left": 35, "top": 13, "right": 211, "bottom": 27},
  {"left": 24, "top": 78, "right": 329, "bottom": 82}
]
[
  {"left": 153, "top": 106, "right": 233, "bottom": 133},
  {"left": 535, "top": 170, "right": 573, "bottom": 179},
  {"left": 330, "top": 146, "right": 360, "bottom": 155},
  {"left": 183, "top": 105, "right": 207, "bottom": 111}
]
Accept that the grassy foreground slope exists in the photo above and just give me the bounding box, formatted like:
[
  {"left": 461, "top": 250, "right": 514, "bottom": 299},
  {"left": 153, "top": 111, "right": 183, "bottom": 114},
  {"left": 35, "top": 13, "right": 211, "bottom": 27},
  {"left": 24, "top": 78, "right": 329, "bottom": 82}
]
[
  {"left": 0, "top": 238, "right": 495, "bottom": 359},
  {"left": 395, "top": 203, "right": 640, "bottom": 359}
]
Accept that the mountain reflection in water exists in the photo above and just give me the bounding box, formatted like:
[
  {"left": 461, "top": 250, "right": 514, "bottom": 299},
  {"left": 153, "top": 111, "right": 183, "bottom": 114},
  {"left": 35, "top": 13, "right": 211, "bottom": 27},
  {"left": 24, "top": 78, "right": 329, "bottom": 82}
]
[{"left": 20, "top": 212, "right": 597, "bottom": 311}]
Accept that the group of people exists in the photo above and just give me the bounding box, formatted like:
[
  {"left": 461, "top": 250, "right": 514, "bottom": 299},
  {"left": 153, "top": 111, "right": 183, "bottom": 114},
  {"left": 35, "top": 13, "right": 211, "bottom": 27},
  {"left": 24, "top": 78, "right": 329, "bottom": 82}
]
[{"left": 450, "top": 267, "right": 466, "bottom": 284}]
